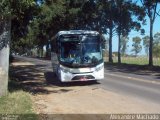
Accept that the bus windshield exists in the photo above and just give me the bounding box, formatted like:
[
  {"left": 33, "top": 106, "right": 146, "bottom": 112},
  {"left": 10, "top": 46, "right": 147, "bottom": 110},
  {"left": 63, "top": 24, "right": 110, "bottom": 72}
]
[{"left": 59, "top": 35, "right": 102, "bottom": 67}]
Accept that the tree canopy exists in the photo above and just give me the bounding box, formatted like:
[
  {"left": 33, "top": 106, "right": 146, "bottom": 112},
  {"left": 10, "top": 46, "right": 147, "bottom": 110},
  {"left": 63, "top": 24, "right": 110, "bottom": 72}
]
[
  {"left": 0, "top": 0, "right": 10, "bottom": 50},
  {"left": 9, "top": 0, "right": 160, "bottom": 65}
]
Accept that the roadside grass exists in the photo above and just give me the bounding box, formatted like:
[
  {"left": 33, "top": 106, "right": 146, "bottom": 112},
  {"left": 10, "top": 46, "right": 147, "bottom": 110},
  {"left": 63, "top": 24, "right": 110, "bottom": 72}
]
[
  {"left": 113, "top": 57, "right": 149, "bottom": 65},
  {"left": 105, "top": 57, "right": 160, "bottom": 66},
  {"left": 0, "top": 79, "right": 38, "bottom": 120},
  {"left": 0, "top": 91, "right": 33, "bottom": 114},
  {"left": 104, "top": 57, "right": 160, "bottom": 72}
]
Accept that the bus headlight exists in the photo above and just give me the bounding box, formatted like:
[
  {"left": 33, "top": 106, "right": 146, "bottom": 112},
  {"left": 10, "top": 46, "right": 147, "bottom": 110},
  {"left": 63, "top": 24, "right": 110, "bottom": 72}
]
[
  {"left": 60, "top": 67, "right": 68, "bottom": 73},
  {"left": 95, "top": 65, "right": 103, "bottom": 72}
]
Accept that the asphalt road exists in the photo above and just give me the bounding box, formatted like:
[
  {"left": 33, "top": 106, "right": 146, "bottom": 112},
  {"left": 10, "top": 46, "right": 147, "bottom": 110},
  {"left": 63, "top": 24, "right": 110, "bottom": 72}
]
[{"left": 15, "top": 56, "right": 160, "bottom": 104}]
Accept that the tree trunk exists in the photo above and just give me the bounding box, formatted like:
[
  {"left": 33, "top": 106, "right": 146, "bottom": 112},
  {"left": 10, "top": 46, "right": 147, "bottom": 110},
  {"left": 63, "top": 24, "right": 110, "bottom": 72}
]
[
  {"left": 109, "top": 27, "right": 113, "bottom": 63},
  {"left": 149, "top": 20, "right": 153, "bottom": 66},
  {"left": 118, "top": 33, "right": 121, "bottom": 64},
  {"left": 0, "top": 46, "right": 9, "bottom": 96},
  {"left": 0, "top": 18, "right": 10, "bottom": 96}
]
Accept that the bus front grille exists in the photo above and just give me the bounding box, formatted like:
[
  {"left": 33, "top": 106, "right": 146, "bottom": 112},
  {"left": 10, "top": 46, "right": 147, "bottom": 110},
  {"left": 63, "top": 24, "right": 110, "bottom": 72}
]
[{"left": 72, "top": 75, "right": 95, "bottom": 81}]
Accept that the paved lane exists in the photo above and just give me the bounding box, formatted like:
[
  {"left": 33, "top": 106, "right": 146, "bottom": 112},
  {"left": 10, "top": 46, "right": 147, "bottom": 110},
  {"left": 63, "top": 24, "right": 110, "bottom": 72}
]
[{"left": 99, "top": 72, "right": 160, "bottom": 104}]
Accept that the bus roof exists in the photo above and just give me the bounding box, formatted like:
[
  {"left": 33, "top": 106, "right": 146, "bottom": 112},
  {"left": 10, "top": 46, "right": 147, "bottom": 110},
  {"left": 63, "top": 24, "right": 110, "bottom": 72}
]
[{"left": 56, "top": 30, "right": 99, "bottom": 37}]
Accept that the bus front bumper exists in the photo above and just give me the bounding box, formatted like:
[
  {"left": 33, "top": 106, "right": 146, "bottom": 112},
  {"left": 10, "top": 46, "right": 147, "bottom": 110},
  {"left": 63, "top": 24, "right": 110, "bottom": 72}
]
[{"left": 59, "top": 67, "right": 104, "bottom": 82}]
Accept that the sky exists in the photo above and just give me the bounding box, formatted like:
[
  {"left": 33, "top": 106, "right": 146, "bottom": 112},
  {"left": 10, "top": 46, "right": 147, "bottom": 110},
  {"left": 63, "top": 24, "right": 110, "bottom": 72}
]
[{"left": 112, "top": 2, "right": 160, "bottom": 56}]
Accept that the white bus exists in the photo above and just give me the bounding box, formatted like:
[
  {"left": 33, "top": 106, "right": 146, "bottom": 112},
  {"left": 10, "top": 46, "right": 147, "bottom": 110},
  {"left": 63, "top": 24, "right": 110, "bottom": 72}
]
[{"left": 51, "top": 30, "right": 104, "bottom": 82}]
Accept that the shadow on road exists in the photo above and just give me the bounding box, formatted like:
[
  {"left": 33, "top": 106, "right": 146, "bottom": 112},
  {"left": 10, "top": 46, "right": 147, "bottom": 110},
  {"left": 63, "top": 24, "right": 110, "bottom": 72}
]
[
  {"left": 9, "top": 61, "right": 99, "bottom": 95},
  {"left": 9, "top": 64, "right": 51, "bottom": 95},
  {"left": 105, "top": 63, "right": 160, "bottom": 80}
]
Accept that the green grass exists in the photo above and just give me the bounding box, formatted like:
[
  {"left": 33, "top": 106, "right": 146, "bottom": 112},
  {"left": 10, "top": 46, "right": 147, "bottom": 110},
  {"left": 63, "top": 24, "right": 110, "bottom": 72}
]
[
  {"left": 115, "top": 57, "right": 149, "bottom": 65},
  {"left": 0, "top": 91, "right": 32, "bottom": 114},
  {"left": 0, "top": 89, "right": 37, "bottom": 119},
  {"left": 111, "top": 57, "right": 160, "bottom": 66}
]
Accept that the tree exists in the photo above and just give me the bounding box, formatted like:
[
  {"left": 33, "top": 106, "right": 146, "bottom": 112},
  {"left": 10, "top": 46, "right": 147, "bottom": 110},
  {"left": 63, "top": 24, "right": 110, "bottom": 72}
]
[
  {"left": 131, "top": 36, "right": 142, "bottom": 56},
  {"left": 26, "top": 0, "right": 84, "bottom": 57},
  {"left": 115, "top": 0, "right": 145, "bottom": 63},
  {"left": 121, "top": 36, "right": 129, "bottom": 56},
  {"left": 142, "top": 33, "right": 160, "bottom": 57},
  {"left": 96, "top": 0, "right": 145, "bottom": 63},
  {"left": 0, "top": 0, "right": 11, "bottom": 96},
  {"left": 11, "top": 0, "right": 39, "bottom": 54},
  {"left": 142, "top": 35, "right": 150, "bottom": 56},
  {"left": 140, "top": 0, "right": 160, "bottom": 66},
  {"left": 153, "top": 32, "right": 160, "bottom": 57},
  {"left": 97, "top": 0, "right": 118, "bottom": 63}
]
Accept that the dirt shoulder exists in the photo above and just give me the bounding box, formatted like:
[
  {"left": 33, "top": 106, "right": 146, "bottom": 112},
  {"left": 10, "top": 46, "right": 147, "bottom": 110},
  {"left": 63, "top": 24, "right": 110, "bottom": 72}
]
[
  {"left": 33, "top": 86, "right": 160, "bottom": 114},
  {"left": 10, "top": 59, "right": 160, "bottom": 118}
]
